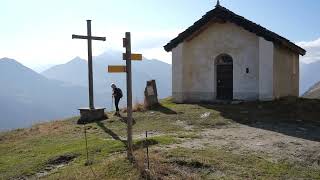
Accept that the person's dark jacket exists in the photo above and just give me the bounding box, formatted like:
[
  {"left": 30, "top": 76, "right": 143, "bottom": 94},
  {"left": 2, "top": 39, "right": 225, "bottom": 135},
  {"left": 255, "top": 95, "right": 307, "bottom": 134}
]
[{"left": 113, "top": 88, "right": 123, "bottom": 99}]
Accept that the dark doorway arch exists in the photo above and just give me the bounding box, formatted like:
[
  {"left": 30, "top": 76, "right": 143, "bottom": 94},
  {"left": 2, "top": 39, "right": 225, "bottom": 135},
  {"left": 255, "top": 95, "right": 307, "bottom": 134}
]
[{"left": 216, "top": 54, "right": 233, "bottom": 100}]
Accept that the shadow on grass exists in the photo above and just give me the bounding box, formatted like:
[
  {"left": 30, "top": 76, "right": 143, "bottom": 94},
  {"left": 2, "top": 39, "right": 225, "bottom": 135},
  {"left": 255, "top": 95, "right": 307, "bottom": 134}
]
[
  {"left": 150, "top": 104, "right": 177, "bottom": 115},
  {"left": 199, "top": 98, "right": 320, "bottom": 142},
  {"left": 96, "top": 122, "right": 127, "bottom": 146},
  {"left": 96, "top": 121, "right": 156, "bottom": 151},
  {"left": 118, "top": 116, "right": 136, "bottom": 125}
]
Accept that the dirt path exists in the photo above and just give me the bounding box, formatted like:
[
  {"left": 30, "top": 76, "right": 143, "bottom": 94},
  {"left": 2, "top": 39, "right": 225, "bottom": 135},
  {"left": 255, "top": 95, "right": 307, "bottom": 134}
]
[{"left": 165, "top": 122, "right": 320, "bottom": 168}]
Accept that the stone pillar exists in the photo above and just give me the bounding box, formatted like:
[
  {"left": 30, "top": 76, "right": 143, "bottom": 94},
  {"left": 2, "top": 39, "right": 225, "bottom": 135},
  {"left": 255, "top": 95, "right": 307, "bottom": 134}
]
[{"left": 144, "top": 80, "right": 159, "bottom": 108}]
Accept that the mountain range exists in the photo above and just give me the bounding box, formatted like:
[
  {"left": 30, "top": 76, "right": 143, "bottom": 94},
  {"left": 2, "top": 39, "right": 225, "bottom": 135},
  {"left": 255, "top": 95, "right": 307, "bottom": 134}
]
[
  {"left": 0, "top": 51, "right": 172, "bottom": 131},
  {"left": 1, "top": 51, "right": 320, "bottom": 131},
  {"left": 301, "top": 61, "right": 320, "bottom": 99},
  {"left": 302, "top": 81, "right": 320, "bottom": 99},
  {"left": 0, "top": 58, "right": 89, "bottom": 130},
  {"left": 42, "top": 50, "right": 172, "bottom": 100},
  {"left": 300, "top": 61, "right": 320, "bottom": 95}
]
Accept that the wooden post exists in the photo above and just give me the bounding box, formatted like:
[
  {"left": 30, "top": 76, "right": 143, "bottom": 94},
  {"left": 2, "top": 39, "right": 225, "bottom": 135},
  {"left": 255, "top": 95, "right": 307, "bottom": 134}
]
[
  {"left": 125, "top": 32, "right": 133, "bottom": 161},
  {"left": 86, "top": 20, "right": 94, "bottom": 109},
  {"left": 146, "top": 131, "right": 150, "bottom": 169},
  {"left": 109, "top": 32, "right": 142, "bottom": 161}
]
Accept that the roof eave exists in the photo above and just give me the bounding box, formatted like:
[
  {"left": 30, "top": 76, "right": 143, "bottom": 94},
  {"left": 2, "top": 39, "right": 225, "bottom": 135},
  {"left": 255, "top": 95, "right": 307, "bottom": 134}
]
[{"left": 163, "top": 6, "right": 307, "bottom": 56}]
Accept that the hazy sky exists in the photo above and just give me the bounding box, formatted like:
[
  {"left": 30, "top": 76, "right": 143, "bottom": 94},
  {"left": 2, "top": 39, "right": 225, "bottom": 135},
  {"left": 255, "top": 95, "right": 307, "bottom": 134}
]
[{"left": 1, "top": 0, "right": 320, "bottom": 68}]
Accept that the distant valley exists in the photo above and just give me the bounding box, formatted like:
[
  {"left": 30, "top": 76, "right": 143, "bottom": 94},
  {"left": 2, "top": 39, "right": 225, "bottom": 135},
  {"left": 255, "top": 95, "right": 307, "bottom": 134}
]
[
  {"left": 1, "top": 51, "right": 320, "bottom": 131},
  {"left": 300, "top": 61, "right": 320, "bottom": 95},
  {"left": 302, "top": 81, "right": 320, "bottom": 99},
  {"left": 0, "top": 50, "right": 172, "bottom": 131}
]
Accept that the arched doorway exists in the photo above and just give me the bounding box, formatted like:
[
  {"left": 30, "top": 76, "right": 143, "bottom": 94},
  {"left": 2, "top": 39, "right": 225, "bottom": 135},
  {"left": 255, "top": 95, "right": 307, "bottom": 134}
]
[{"left": 216, "top": 54, "right": 233, "bottom": 100}]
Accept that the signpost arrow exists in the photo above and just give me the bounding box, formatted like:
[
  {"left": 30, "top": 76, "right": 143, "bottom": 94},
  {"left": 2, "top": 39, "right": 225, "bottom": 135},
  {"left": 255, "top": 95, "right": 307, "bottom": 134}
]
[
  {"left": 122, "top": 53, "right": 142, "bottom": 61},
  {"left": 108, "top": 65, "right": 127, "bottom": 73}
]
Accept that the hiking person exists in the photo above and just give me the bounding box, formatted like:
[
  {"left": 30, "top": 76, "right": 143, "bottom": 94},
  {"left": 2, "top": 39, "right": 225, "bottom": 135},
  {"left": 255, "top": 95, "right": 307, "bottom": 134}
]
[{"left": 111, "top": 83, "right": 123, "bottom": 116}]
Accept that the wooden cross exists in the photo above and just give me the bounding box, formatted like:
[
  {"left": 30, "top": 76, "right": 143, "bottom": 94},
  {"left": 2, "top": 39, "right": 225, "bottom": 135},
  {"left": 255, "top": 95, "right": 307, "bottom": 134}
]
[{"left": 72, "top": 20, "right": 106, "bottom": 109}]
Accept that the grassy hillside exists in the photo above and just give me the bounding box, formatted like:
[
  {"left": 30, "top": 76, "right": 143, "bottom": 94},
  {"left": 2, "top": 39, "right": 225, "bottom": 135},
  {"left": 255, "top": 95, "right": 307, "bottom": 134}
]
[{"left": 1, "top": 98, "right": 320, "bottom": 179}]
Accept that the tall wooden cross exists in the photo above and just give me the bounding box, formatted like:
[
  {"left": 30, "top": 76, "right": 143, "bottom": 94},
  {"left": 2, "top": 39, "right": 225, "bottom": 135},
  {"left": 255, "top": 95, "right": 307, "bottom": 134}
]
[{"left": 72, "top": 20, "right": 106, "bottom": 109}]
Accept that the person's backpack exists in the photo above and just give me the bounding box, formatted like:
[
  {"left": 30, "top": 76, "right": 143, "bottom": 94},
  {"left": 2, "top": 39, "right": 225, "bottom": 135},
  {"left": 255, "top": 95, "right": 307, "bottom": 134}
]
[{"left": 117, "top": 88, "right": 123, "bottom": 98}]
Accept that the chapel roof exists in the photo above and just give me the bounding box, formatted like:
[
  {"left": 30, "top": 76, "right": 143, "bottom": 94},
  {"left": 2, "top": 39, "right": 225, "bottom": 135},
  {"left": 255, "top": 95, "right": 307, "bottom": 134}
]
[{"left": 164, "top": 4, "right": 306, "bottom": 56}]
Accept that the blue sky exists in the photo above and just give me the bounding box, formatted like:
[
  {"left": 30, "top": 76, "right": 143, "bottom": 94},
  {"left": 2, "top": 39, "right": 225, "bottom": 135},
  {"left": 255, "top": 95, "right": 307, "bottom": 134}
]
[{"left": 1, "top": 0, "right": 319, "bottom": 68}]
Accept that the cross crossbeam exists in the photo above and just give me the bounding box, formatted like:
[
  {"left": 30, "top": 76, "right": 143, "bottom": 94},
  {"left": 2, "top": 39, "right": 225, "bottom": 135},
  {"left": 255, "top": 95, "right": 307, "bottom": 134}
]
[{"left": 72, "top": 35, "right": 106, "bottom": 41}]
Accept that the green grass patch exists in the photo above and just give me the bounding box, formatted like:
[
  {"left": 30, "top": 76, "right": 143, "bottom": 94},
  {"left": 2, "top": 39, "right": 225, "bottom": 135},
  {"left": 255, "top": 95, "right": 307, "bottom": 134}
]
[
  {"left": 159, "top": 97, "right": 177, "bottom": 109},
  {"left": 0, "top": 122, "right": 178, "bottom": 180},
  {"left": 0, "top": 133, "right": 126, "bottom": 179},
  {"left": 45, "top": 155, "right": 140, "bottom": 180},
  {"left": 1, "top": 97, "right": 320, "bottom": 179}
]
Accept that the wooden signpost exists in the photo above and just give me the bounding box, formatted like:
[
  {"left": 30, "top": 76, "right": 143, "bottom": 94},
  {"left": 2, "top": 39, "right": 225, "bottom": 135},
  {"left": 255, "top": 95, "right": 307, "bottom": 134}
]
[{"left": 108, "top": 32, "right": 142, "bottom": 161}]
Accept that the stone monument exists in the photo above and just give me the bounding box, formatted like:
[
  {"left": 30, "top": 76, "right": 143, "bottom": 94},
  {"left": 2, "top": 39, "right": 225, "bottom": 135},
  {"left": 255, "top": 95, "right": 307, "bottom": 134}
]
[{"left": 144, "top": 80, "right": 159, "bottom": 108}]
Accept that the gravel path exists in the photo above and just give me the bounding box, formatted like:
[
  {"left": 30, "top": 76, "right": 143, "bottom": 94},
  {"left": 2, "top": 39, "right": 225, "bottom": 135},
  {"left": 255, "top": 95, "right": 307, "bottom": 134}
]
[{"left": 166, "top": 121, "right": 320, "bottom": 167}]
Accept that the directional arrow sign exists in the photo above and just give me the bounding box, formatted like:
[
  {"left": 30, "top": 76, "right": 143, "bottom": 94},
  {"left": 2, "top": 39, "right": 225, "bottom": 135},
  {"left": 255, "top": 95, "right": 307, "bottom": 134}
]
[
  {"left": 108, "top": 65, "right": 127, "bottom": 73},
  {"left": 122, "top": 53, "right": 142, "bottom": 61}
]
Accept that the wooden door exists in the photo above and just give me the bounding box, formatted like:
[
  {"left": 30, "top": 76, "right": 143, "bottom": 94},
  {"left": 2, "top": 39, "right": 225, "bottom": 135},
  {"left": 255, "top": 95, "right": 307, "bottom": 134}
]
[{"left": 216, "top": 58, "right": 233, "bottom": 100}]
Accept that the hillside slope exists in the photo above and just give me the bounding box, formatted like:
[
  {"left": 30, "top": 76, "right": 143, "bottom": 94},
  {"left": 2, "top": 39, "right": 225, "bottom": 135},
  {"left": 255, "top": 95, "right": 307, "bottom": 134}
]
[
  {"left": 1, "top": 98, "right": 320, "bottom": 179},
  {"left": 303, "top": 81, "right": 320, "bottom": 99},
  {"left": 0, "top": 58, "right": 107, "bottom": 130},
  {"left": 300, "top": 61, "right": 320, "bottom": 94}
]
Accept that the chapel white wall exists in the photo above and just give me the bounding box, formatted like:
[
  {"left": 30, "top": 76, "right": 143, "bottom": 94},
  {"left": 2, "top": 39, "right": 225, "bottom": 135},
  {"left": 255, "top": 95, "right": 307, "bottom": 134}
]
[
  {"left": 258, "top": 37, "right": 274, "bottom": 101},
  {"left": 273, "top": 45, "right": 299, "bottom": 98},
  {"left": 172, "top": 43, "right": 184, "bottom": 103},
  {"left": 180, "top": 22, "right": 260, "bottom": 102}
]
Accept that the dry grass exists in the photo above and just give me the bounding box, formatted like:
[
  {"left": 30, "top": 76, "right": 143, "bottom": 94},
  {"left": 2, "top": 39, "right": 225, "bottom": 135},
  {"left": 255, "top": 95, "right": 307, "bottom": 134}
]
[
  {"left": 0, "top": 117, "right": 79, "bottom": 142},
  {"left": 122, "top": 102, "right": 147, "bottom": 113},
  {"left": 133, "top": 149, "right": 201, "bottom": 180}
]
